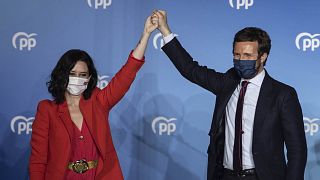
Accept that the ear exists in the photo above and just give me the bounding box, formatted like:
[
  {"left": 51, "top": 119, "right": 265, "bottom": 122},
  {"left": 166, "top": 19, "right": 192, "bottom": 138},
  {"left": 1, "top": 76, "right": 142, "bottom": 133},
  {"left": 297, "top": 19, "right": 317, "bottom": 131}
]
[{"left": 260, "top": 53, "right": 268, "bottom": 64}]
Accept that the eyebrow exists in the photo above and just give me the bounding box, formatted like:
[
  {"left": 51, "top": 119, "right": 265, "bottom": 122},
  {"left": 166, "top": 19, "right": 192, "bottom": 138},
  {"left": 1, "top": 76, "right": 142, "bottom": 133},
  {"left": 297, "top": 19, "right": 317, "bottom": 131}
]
[
  {"left": 243, "top": 53, "right": 254, "bottom": 56},
  {"left": 70, "top": 71, "right": 88, "bottom": 73},
  {"left": 233, "top": 52, "right": 256, "bottom": 55}
]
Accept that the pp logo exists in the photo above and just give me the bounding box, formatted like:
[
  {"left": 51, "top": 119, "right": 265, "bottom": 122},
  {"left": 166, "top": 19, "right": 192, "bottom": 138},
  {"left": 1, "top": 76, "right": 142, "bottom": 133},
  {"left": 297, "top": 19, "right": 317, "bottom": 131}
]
[
  {"left": 12, "top": 32, "right": 37, "bottom": 51},
  {"left": 295, "top": 32, "right": 320, "bottom": 51},
  {"left": 304, "top": 117, "right": 320, "bottom": 136},
  {"left": 153, "top": 33, "right": 178, "bottom": 51},
  {"left": 87, "top": 0, "right": 112, "bottom": 9},
  {"left": 229, "top": 0, "right": 254, "bottom": 9},
  {"left": 11, "top": 116, "right": 34, "bottom": 135},
  {"left": 97, "top": 75, "right": 110, "bottom": 89},
  {"left": 152, "top": 116, "right": 177, "bottom": 135}
]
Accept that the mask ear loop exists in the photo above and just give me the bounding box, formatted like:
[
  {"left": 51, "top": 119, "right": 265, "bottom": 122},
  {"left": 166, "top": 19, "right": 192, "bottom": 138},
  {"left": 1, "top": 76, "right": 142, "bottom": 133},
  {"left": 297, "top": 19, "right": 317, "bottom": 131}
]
[
  {"left": 256, "top": 53, "right": 267, "bottom": 73},
  {"left": 84, "top": 75, "right": 91, "bottom": 85}
]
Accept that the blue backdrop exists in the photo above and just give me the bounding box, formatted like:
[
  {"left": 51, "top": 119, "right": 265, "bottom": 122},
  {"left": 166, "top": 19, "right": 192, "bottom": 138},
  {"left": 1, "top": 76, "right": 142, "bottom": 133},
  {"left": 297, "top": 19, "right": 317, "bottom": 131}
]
[{"left": 0, "top": 0, "right": 319, "bottom": 179}]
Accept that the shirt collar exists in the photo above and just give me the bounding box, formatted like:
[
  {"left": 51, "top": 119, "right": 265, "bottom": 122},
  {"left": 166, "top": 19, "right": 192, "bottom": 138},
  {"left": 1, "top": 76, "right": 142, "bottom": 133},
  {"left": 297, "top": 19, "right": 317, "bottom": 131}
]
[{"left": 241, "top": 69, "right": 265, "bottom": 87}]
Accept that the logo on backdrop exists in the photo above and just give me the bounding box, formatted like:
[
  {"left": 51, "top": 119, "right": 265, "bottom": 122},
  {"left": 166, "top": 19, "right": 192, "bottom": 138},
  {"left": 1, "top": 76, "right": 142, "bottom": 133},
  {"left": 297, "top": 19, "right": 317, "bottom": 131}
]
[
  {"left": 229, "top": 0, "right": 254, "bottom": 10},
  {"left": 296, "top": 32, "right": 320, "bottom": 51},
  {"left": 97, "top": 75, "right": 111, "bottom": 89},
  {"left": 11, "top": 116, "right": 34, "bottom": 135},
  {"left": 153, "top": 33, "right": 178, "bottom": 51},
  {"left": 12, "top": 32, "right": 37, "bottom": 51},
  {"left": 304, "top": 117, "right": 320, "bottom": 136},
  {"left": 152, "top": 116, "right": 177, "bottom": 135},
  {"left": 87, "top": 0, "right": 112, "bottom": 9}
]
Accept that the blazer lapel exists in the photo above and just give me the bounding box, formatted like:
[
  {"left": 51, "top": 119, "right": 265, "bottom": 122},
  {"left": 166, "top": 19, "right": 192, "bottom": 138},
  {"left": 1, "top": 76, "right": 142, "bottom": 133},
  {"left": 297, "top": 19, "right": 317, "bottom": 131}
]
[
  {"left": 58, "top": 101, "right": 73, "bottom": 141},
  {"left": 79, "top": 97, "right": 93, "bottom": 133},
  {"left": 252, "top": 71, "right": 274, "bottom": 145},
  {"left": 79, "top": 97, "right": 104, "bottom": 158},
  {"left": 221, "top": 79, "right": 240, "bottom": 110}
]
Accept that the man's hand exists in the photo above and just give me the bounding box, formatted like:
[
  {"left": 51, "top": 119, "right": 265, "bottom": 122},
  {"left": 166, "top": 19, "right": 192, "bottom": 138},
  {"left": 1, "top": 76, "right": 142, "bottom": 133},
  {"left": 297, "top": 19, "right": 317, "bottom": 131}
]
[{"left": 152, "top": 10, "right": 172, "bottom": 37}]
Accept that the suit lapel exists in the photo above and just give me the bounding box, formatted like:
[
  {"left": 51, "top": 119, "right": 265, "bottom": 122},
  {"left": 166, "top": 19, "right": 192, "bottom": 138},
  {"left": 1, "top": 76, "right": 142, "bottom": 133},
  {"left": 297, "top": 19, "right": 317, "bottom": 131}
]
[
  {"left": 222, "top": 71, "right": 241, "bottom": 112},
  {"left": 222, "top": 80, "right": 240, "bottom": 110},
  {"left": 252, "top": 72, "right": 274, "bottom": 145},
  {"left": 79, "top": 97, "right": 93, "bottom": 134},
  {"left": 79, "top": 97, "right": 104, "bottom": 157},
  {"left": 58, "top": 101, "right": 73, "bottom": 141},
  {"left": 212, "top": 77, "right": 240, "bottom": 133}
]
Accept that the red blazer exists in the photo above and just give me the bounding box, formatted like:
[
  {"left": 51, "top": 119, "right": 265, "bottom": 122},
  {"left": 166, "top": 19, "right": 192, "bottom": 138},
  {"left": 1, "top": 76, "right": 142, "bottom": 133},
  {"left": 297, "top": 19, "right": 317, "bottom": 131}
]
[{"left": 29, "top": 53, "right": 144, "bottom": 180}]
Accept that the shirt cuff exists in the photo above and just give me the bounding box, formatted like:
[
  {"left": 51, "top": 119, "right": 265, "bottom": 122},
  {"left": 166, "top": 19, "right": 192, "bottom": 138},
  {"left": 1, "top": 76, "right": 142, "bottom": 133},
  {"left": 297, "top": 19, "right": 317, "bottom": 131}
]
[{"left": 162, "top": 33, "right": 176, "bottom": 45}]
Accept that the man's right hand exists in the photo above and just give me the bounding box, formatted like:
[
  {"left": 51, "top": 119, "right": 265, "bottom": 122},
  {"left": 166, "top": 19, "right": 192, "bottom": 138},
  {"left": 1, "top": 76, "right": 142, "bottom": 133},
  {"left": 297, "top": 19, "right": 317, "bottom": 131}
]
[{"left": 152, "top": 10, "right": 172, "bottom": 37}]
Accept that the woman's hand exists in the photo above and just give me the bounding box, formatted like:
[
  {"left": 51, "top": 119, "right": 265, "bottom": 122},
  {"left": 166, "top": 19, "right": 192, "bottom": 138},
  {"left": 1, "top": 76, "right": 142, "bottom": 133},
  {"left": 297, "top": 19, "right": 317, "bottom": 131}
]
[
  {"left": 132, "top": 14, "right": 158, "bottom": 59},
  {"left": 144, "top": 15, "right": 158, "bottom": 35},
  {"left": 152, "top": 10, "right": 171, "bottom": 37}
]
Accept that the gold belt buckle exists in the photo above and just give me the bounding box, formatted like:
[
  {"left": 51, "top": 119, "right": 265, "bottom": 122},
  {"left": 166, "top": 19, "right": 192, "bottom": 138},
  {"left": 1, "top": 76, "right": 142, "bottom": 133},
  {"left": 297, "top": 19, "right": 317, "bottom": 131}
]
[{"left": 72, "top": 159, "right": 89, "bottom": 174}]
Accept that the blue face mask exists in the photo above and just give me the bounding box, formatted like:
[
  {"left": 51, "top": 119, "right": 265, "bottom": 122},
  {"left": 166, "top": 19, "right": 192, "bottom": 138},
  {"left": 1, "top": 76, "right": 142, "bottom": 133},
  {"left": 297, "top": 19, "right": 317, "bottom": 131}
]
[{"left": 233, "top": 59, "right": 257, "bottom": 79}]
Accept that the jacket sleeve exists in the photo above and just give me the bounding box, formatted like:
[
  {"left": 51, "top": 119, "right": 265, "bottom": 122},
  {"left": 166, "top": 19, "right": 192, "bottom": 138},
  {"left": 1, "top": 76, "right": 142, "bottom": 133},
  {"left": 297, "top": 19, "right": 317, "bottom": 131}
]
[
  {"left": 97, "top": 51, "right": 144, "bottom": 110},
  {"left": 29, "top": 100, "right": 50, "bottom": 180},
  {"left": 280, "top": 88, "right": 307, "bottom": 180},
  {"left": 161, "top": 37, "right": 227, "bottom": 95}
]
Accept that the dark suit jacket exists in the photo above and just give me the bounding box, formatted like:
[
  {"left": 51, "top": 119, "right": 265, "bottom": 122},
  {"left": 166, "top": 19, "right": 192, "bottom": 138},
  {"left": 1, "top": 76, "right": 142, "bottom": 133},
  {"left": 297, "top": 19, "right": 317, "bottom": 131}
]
[
  {"left": 29, "top": 54, "right": 144, "bottom": 180},
  {"left": 162, "top": 38, "right": 307, "bottom": 180}
]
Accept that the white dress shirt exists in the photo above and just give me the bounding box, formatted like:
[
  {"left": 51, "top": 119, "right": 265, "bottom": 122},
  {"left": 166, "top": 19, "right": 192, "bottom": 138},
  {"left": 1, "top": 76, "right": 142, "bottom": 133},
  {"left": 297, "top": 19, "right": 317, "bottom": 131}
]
[
  {"left": 224, "top": 70, "right": 265, "bottom": 170},
  {"left": 162, "top": 33, "right": 265, "bottom": 170}
]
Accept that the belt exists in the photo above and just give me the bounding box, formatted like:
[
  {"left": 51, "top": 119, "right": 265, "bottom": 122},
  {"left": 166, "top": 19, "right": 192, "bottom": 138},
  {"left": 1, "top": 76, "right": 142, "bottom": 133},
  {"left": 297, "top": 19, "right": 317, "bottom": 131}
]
[
  {"left": 68, "top": 159, "right": 98, "bottom": 174},
  {"left": 224, "top": 168, "right": 256, "bottom": 177}
]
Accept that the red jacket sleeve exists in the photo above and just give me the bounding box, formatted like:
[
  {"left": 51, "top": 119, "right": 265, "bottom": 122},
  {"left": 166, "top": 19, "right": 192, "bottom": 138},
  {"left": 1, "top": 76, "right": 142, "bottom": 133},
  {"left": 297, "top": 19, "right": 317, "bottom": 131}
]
[
  {"left": 29, "top": 100, "right": 50, "bottom": 180},
  {"left": 97, "top": 51, "right": 144, "bottom": 109}
]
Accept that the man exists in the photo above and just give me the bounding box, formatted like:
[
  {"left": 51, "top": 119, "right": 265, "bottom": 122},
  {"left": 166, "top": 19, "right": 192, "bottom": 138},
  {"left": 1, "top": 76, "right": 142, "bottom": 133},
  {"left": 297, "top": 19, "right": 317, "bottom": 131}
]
[{"left": 151, "top": 10, "right": 307, "bottom": 180}]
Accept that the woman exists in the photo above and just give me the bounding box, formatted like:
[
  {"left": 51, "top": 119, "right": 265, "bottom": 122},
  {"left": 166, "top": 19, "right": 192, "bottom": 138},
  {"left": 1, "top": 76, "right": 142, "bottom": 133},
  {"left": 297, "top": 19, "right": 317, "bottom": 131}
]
[{"left": 29, "top": 16, "right": 157, "bottom": 180}]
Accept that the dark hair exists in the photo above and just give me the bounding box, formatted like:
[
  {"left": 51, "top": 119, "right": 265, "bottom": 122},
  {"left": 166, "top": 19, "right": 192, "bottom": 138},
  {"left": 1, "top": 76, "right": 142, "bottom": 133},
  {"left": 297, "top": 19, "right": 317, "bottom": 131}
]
[
  {"left": 233, "top": 27, "right": 271, "bottom": 65},
  {"left": 47, "top": 49, "right": 98, "bottom": 104}
]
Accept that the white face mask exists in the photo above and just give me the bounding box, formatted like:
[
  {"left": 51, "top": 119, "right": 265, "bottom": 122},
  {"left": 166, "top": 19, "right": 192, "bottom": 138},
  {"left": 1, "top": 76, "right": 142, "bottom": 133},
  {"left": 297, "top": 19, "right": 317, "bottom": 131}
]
[{"left": 67, "top": 76, "right": 89, "bottom": 96}]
